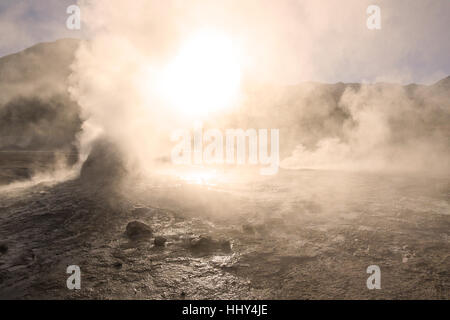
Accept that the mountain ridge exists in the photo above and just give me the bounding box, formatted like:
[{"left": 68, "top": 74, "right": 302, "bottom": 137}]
[{"left": 0, "top": 40, "right": 448, "bottom": 159}]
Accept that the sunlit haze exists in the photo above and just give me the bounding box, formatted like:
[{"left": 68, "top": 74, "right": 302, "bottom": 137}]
[{"left": 158, "top": 30, "right": 241, "bottom": 118}]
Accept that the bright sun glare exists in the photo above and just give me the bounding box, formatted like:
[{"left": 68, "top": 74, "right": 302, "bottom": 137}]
[{"left": 159, "top": 30, "right": 242, "bottom": 117}]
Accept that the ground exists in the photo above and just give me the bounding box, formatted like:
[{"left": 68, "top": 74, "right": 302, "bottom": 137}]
[{"left": 0, "top": 154, "right": 449, "bottom": 299}]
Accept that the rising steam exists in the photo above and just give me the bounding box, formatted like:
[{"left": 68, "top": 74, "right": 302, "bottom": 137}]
[{"left": 64, "top": 0, "right": 449, "bottom": 177}]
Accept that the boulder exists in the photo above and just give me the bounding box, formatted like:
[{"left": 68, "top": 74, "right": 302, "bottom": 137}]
[
  {"left": 189, "top": 236, "right": 231, "bottom": 253},
  {"left": 79, "top": 138, "right": 127, "bottom": 185},
  {"left": 125, "top": 221, "right": 153, "bottom": 240},
  {"left": 154, "top": 236, "right": 167, "bottom": 247}
]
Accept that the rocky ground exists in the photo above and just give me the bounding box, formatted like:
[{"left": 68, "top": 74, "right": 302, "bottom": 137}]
[{"left": 0, "top": 156, "right": 449, "bottom": 299}]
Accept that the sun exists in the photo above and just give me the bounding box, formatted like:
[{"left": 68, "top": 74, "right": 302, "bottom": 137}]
[{"left": 159, "top": 30, "right": 242, "bottom": 117}]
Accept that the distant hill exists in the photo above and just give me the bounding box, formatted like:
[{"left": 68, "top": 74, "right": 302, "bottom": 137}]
[{"left": 0, "top": 39, "right": 81, "bottom": 151}]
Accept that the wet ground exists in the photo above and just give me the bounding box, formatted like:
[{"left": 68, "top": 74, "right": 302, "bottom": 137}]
[{"left": 0, "top": 162, "right": 449, "bottom": 299}]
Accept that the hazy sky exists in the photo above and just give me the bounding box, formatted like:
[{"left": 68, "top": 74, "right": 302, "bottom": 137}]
[
  {"left": 0, "top": 0, "right": 84, "bottom": 56},
  {"left": 0, "top": 0, "right": 449, "bottom": 84}
]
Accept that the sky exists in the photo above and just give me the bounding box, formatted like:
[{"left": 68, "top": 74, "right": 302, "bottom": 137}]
[
  {"left": 0, "top": 0, "right": 449, "bottom": 84},
  {"left": 0, "top": 0, "right": 84, "bottom": 56}
]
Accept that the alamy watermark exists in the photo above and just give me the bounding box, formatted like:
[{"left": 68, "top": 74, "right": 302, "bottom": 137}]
[
  {"left": 66, "top": 265, "right": 81, "bottom": 290},
  {"left": 366, "top": 265, "right": 381, "bottom": 289},
  {"left": 171, "top": 124, "right": 280, "bottom": 175},
  {"left": 66, "top": 5, "right": 81, "bottom": 30},
  {"left": 366, "top": 5, "right": 381, "bottom": 30}
]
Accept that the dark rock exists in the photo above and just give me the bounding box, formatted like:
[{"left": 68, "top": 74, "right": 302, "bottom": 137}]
[
  {"left": 189, "top": 236, "right": 231, "bottom": 253},
  {"left": 125, "top": 221, "right": 153, "bottom": 240},
  {"left": 113, "top": 261, "right": 123, "bottom": 269},
  {"left": 154, "top": 236, "right": 167, "bottom": 247},
  {"left": 0, "top": 243, "right": 8, "bottom": 255},
  {"left": 79, "top": 138, "right": 127, "bottom": 185}
]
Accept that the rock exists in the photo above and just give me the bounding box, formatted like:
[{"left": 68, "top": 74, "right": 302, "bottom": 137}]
[
  {"left": 154, "top": 236, "right": 167, "bottom": 247},
  {"left": 113, "top": 261, "right": 123, "bottom": 269},
  {"left": 189, "top": 236, "right": 231, "bottom": 253},
  {"left": 125, "top": 221, "right": 153, "bottom": 240},
  {"left": 79, "top": 138, "right": 127, "bottom": 186},
  {"left": 0, "top": 243, "right": 8, "bottom": 255}
]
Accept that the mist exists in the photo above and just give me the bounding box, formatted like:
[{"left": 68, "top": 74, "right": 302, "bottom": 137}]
[
  {"left": 277, "top": 81, "right": 450, "bottom": 173},
  {"left": 65, "top": 0, "right": 450, "bottom": 181}
]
